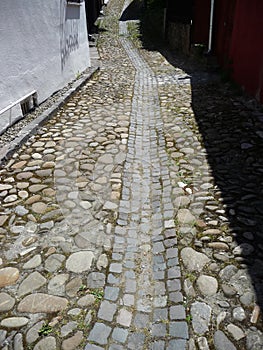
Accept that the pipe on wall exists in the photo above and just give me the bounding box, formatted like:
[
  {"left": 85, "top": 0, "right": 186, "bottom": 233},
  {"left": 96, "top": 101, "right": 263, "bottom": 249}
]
[{"left": 208, "top": 0, "right": 215, "bottom": 52}]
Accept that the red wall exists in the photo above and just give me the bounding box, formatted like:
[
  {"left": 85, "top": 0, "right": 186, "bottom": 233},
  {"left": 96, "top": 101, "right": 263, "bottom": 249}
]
[
  {"left": 229, "top": 0, "right": 263, "bottom": 102},
  {"left": 192, "top": 0, "right": 210, "bottom": 45},
  {"left": 214, "top": 0, "right": 236, "bottom": 67}
]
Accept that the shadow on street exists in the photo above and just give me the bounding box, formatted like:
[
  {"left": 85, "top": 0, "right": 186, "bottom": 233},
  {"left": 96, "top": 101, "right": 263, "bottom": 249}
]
[{"left": 121, "top": 0, "right": 263, "bottom": 323}]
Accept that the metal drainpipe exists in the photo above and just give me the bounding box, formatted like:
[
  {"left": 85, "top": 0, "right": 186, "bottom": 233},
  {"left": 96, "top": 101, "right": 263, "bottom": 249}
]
[{"left": 208, "top": 0, "right": 215, "bottom": 53}]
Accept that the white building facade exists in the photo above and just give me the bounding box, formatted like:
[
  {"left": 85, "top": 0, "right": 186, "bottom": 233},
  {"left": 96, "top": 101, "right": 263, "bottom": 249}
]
[{"left": 0, "top": 0, "right": 90, "bottom": 131}]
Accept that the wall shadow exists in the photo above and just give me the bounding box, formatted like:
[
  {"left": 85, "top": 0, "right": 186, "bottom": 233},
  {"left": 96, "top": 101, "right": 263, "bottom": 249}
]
[{"left": 134, "top": 3, "right": 263, "bottom": 322}]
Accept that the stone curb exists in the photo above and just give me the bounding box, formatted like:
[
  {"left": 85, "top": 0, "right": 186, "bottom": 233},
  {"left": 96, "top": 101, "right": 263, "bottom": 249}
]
[{"left": 0, "top": 64, "right": 100, "bottom": 166}]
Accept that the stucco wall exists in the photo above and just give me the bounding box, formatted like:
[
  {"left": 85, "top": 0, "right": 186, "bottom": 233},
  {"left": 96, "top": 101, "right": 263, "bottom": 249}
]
[{"left": 0, "top": 0, "right": 90, "bottom": 125}]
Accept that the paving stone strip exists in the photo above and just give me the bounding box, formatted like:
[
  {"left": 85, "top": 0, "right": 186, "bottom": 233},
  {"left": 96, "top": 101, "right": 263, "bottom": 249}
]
[{"left": 86, "top": 2, "right": 186, "bottom": 349}]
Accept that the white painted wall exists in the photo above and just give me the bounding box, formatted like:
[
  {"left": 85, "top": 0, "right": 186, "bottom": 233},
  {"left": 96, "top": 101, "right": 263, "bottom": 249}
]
[{"left": 0, "top": 0, "right": 90, "bottom": 129}]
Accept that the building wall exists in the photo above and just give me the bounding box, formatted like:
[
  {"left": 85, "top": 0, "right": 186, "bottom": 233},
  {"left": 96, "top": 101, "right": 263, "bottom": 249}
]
[
  {"left": 167, "top": 22, "right": 191, "bottom": 55},
  {"left": 213, "top": 0, "right": 236, "bottom": 67},
  {"left": 191, "top": 0, "right": 210, "bottom": 45},
  {"left": 0, "top": 0, "right": 90, "bottom": 125},
  {"left": 229, "top": 0, "right": 263, "bottom": 102},
  {"left": 166, "top": 0, "right": 192, "bottom": 54},
  {"left": 191, "top": 0, "right": 263, "bottom": 103}
]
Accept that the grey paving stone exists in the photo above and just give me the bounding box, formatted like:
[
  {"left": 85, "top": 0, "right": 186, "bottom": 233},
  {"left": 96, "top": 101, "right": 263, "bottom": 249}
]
[
  {"left": 88, "top": 323, "right": 112, "bottom": 345},
  {"left": 87, "top": 272, "right": 106, "bottom": 288},
  {"left": 167, "top": 279, "right": 181, "bottom": 292},
  {"left": 153, "top": 271, "right": 165, "bottom": 280},
  {"left": 169, "top": 292, "right": 184, "bottom": 303},
  {"left": 104, "top": 286, "right": 119, "bottom": 301},
  {"left": 125, "top": 279, "right": 136, "bottom": 293},
  {"left": 169, "top": 321, "right": 189, "bottom": 339},
  {"left": 168, "top": 267, "right": 181, "bottom": 279},
  {"left": 134, "top": 313, "right": 150, "bottom": 328},
  {"left": 152, "top": 323, "right": 166, "bottom": 337},
  {"left": 125, "top": 271, "right": 136, "bottom": 279},
  {"left": 123, "top": 294, "right": 135, "bottom": 306},
  {"left": 117, "top": 308, "right": 132, "bottom": 327},
  {"left": 112, "top": 327, "right": 129, "bottom": 343},
  {"left": 150, "top": 341, "right": 165, "bottom": 350},
  {"left": 107, "top": 274, "right": 120, "bottom": 285},
  {"left": 170, "top": 305, "right": 186, "bottom": 320},
  {"left": 167, "top": 257, "right": 179, "bottom": 267},
  {"left": 154, "top": 281, "right": 166, "bottom": 295},
  {"left": 85, "top": 344, "right": 104, "bottom": 350},
  {"left": 166, "top": 248, "right": 178, "bottom": 259},
  {"left": 98, "top": 300, "right": 117, "bottom": 322},
  {"left": 153, "top": 262, "right": 166, "bottom": 272},
  {"left": 127, "top": 333, "right": 145, "bottom": 349},
  {"left": 112, "top": 253, "right": 123, "bottom": 261},
  {"left": 153, "top": 308, "right": 168, "bottom": 322},
  {"left": 109, "top": 345, "right": 125, "bottom": 350},
  {"left": 167, "top": 339, "right": 187, "bottom": 350},
  {"left": 153, "top": 242, "right": 165, "bottom": 254}
]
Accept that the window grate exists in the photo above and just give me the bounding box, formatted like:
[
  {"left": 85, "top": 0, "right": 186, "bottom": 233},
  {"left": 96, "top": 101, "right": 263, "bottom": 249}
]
[{"left": 20, "top": 92, "right": 38, "bottom": 116}]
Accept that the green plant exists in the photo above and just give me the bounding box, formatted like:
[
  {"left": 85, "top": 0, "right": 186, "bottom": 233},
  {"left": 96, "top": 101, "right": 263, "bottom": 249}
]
[
  {"left": 186, "top": 314, "right": 192, "bottom": 323},
  {"left": 38, "top": 323, "right": 53, "bottom": 336},
  {"left": 78, "top": 284, "right": 88, "bottom": 292},
  {"left": 185, "top": 272, "right": 196, "bottom": 283},
  {"left": 89, "top": 289, "right": 104, "bottom": 302}
]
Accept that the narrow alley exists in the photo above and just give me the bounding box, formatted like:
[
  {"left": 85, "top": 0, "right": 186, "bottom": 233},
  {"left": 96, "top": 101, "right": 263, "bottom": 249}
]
[{"left": 0, "top": 0, "right": 263, "bottom": 349}]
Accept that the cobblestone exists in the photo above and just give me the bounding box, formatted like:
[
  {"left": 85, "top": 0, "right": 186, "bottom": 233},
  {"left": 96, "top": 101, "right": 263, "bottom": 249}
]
[{"left": 0, "top": 0, "right": 262, "bottom": 348}]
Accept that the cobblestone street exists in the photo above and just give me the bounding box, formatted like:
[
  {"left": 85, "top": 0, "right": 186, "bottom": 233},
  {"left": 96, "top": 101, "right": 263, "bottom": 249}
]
[{"left": 0, "top": 0, "right": 263, "bottom": 349}]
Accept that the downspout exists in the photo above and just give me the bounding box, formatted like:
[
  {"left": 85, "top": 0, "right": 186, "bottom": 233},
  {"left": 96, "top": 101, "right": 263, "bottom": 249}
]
[{"left": 208, "top": 0, "right": 215, "bottom": 53}]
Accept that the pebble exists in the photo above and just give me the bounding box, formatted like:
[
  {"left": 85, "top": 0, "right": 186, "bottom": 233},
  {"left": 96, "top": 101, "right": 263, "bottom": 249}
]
[
  {"left": 233, "top": 307, "right": 246, "bottom": 321},
  {"left": 26, "top": 321, "right": 45, "bottom": 344},
  {"left": 48, "top": 274, "right": 69, "bottom": 296},
  {"left": 61, "top": 322, "right": 78, "bottom": 337},
  {"left": 77, "top": 294, "right": 96, "bottom": 307},
  {"left": 23, "top": 255, "right": 42, "bottom": 269},
  {"left": 226, "top": 323, "right": 246, "bottom": 340},
  {"left": 18, "top": 293, "right": 68, "bottom": 313},
  {"left": 0, "top": 292, "right": 15, "bottom": 311},
  {"left": 214, "top": 330, "right": 237, "bottom": 350},
  {"left": 66, "top": 251, "right": 94, "bottom": 273},
  {"left": 1, "top": 317, "right": 29, "bottom": 328},
  {"left": 4, "top": 194, "right": 18, "bottom": 203},
  {"left": 33, "top": 336, "right": 57, "bottom": 350},
  {"left": 17, "top": 271, "right": 47, "bottom": 297},
  {"left": 177, "top": 209, "right": 196, "bottom": 224},
  {"left": 181, "top": 247, "right": 210, "bottom": 272},
  {"left": 32, "top": 202, "right": 47, "bottom": 214},
  {"left": 196, "top": 275, "right": 218, "bottom": 296},
  {"left": 207, "top": 242, "right": 229, "bottom": 250},
  {"left": 246, "top": 329, "right": 263, "bottom": 350},
  {"left": 15, "top": 205, "right": 29, "bottom": 216},
  {"left": 191, "top": 302, "right": 211, "bottom": 335},
  {"left": 197, "top": 337, "right": 210, "bottom": 350},
  {"left": 97, "top": 254, "right": 108, "bottom": 270},
  {"left": 62, "top": 331, "right": 83, "bottom": 350},
  {"left": 0, "top": 215, "right": 8, "bottom": 226},
  {"left": 0, "top": 267, "right": 20, "bottom": 287},
  {"left": 45, "top": 254, "right": 65, "bottom": 272}
]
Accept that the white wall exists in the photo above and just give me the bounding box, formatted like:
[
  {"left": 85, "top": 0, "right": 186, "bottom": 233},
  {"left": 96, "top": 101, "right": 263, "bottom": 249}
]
[{"left": 0, "top": 0, "right": 90, "bottom": 126}]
